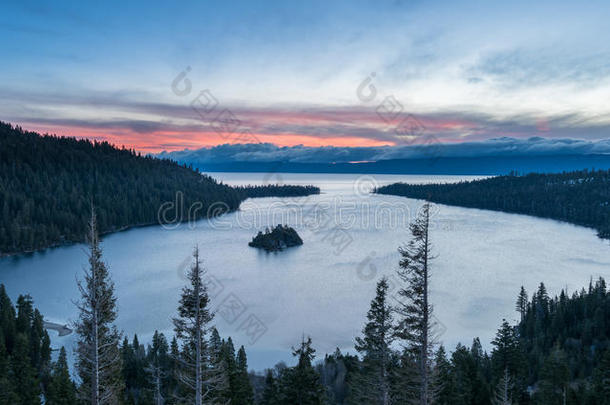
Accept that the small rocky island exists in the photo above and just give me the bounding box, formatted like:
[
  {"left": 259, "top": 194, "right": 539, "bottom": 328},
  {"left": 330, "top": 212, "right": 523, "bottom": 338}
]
[{"left": 248, "top": 225, "right": 303, "bottom": 252}]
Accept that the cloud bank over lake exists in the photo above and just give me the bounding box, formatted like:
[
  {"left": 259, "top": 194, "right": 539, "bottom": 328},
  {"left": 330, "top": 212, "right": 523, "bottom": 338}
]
[{"left": 160, "top": 137, "right": 610, "bottom": 164}]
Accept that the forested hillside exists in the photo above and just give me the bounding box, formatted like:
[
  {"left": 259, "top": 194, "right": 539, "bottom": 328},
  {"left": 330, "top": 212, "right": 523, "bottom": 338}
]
[
  {"left": 517, "top": 279, "right": 610, "bottom": 402},
  {"left": 375, "top": 170, "right": 610, "bottom": 239},
  {"left": 0, "top": 122, "right": 319, "bottom": 256},
  {"left": 0, "top": 122, "right": 243, "bottom": 255},
  {"left": 236, "top": 184, "right": 320, "bottom": 198},
  {"left": 2, "top": 278, "right": 610, "bottom": 404}
]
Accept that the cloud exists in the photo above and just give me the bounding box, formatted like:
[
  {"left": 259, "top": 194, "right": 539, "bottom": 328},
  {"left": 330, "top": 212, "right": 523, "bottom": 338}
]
[
  {"left": 4, "top": 0, "right": 610, "bottom": 149},
  {"left": 159, "top": 137, "right": 610, "bottom": 164},
  {"left": 5, "top": 85, "right": 610, "bottom": 153}
]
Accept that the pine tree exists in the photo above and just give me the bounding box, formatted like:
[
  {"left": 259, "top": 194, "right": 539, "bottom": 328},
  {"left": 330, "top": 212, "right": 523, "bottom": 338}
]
[
  {"left": 16, "top": 294, "right": 34, "bottom": 335},
  {"left": 121, "top": 336, "right": 136, "bottom": 403},
  {"left": 0, "top": 333, "right": 18, "bottom": 405},
  {"left": 31, "top": 309, "right": 52, "bottom": 399},
  {"left": 450, "top": 344, "right": 474, "bottom": 405},
  {"left": 349, "top": 277, "right": 394, "bottom": 405},
  {"left": 209, "top": 329, "right": 222, "bottom": 366},
  {"left": 261, "top": 369, "right": 279, "bottom": 405},
  {"left": 30, "top": 309, "right": 51, "bottom": 370},
  {"left": 146, "top": 331, "right": 169, "bottom": 405},
  {"left": 387, "top": 350, "right": 419, "bottom": 404},
  {"left": 491, "top": 368, "right": 512, "bottom": 405},
  {"left": 74, "top": 209, "right": 123, "bottom": 405},
  {"left": 47, "top": 346, "right": 77, "bottom": 405},
  {"left": 592, "top": 349, "right": 610, "bottom": 404},
  {"left": 0, "top": 285, "right": 18, "bottom": 405},
  {"left": 394, "top": 202, "right": 435, "bottom": 405},
  {"left": 0, "top": 285, "right": 17, "bottom": 354},
  {"left": 279, "top": 336, "right": 326, "bottom": 405},
  {"left": 207, "top": 328, "right": 229, "bottom": 403},
  {"left": 168, "top": 336, "right": 181, "bottom": 401},
  {"left": 11, "top": 294, "right": 41, "bottom": 404},
  {"left": 11, "top": 333, "right": 40, "bottom": 404},
  {"left": 172, "top": 246, "right": 222, "bottom": 405},
  {"left": 515, "top": 287, "right": 528, "bottom": 321},
  {"left": 221, "top": 337, "right": 238, "bottom": 402},
  {"left": 431, "top": 346, "right": 453, "bottom": 404},
  {"left": 469, "top": 338, "right": 492, "bottom": 404},
  {"left": 234, "top": 346, "right": 254, "bottom": 404},
  {"left": 491, "top": 320, "right": 524, "bottom": 400},
  {"left": 319, "top": 348, "right": 359, "bottom": 404},
  {"left": 535, "top": 283, "right": 550, "bottom": 318},
  {"left": 537, "top": 344, "right": 570, "bottom": 404},
  {"left": 133, "top": 334, "right": 148, "bottom": 392}
]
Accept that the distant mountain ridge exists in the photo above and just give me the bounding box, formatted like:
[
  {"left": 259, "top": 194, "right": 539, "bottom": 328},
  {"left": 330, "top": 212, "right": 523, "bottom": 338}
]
[
  {"left": 165, "top": 155, "right": 610, "bottom": 175},
  {"left": 160, "top": 139, "right": 610, "bottom": 175}
]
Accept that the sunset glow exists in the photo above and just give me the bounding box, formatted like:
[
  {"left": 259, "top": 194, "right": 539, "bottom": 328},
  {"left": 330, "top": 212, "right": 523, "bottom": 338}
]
[{"left": 2, "top": 0, "right": 610, "bottom": 153}]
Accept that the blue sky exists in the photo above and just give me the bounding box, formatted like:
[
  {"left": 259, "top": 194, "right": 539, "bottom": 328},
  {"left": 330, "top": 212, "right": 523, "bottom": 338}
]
[{"left": 2, "top": 0, "right": 610, "bottom": 151}]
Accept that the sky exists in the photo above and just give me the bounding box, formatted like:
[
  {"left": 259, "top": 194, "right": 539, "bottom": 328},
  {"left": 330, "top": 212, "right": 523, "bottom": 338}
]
[{"left": 2, "top": 0, "right": 610, "bottom": 152}]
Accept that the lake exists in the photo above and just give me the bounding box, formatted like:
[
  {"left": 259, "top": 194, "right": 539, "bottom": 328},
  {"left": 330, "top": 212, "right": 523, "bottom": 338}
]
[{"left": 1, "top": 172, "right": 609, "bottom": 371}]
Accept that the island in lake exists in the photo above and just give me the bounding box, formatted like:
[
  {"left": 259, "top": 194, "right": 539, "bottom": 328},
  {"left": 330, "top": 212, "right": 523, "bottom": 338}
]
[{"left": 248, "top": 225, "right": 303, "bottom": 251}]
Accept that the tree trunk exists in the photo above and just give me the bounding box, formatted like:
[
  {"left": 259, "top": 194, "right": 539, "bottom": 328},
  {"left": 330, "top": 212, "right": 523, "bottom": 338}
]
[
  {"left": 93, "top": 259, "right": 100, "bottom": 405},
  {"left": 155, "top": 368, "right": 163, "bottom": 405},
  {"left": 195, "top": 272, "right": 202, "bottom": 405},
  {"left": 421, "top": 205, "right": 430, "bottom": 405}
]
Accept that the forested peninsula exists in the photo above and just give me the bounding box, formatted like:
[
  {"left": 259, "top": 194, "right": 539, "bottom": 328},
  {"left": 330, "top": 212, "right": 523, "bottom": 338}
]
[
  {"left": 0, "top": 122, "right": 318, "bottom": 255},
  {"left": 375, "top": 170, "right": 610, "bottom": 240}
]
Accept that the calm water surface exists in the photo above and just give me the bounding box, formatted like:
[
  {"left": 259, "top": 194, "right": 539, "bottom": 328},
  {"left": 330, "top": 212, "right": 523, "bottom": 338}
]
[{"left": 1, "top": 173, "right": 608, "bottom": 370}]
